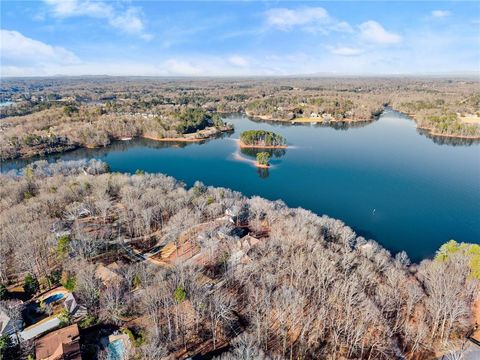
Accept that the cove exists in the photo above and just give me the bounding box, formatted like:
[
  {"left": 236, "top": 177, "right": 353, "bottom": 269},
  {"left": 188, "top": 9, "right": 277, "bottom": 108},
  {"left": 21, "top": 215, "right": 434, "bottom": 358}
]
[{"left": 3, "top": 109, "right": 479, "bottom": 262}]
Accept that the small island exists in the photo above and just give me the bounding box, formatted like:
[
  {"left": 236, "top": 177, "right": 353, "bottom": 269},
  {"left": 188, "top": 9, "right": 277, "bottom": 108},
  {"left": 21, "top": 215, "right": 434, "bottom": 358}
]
[
  {"left": 239, "top": 130, "right": 287, "bottom": 148},
  {"left": 256, "top": 151, "right": 271, "bottom": 168}
]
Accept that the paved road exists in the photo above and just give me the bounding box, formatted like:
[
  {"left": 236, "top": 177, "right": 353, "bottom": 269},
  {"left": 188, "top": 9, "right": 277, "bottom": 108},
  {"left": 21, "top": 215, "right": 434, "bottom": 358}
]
[{"left": 19, "top": 317, "right": 60, "bottom": 341}]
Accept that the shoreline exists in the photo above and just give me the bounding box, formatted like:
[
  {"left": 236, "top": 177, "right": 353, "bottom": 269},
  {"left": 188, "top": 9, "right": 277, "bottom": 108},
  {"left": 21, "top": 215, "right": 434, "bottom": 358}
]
[
  {"left": 245, "top": 110, "right": 373, "bottom": 124},
  {"left": 2, "top": 127, "right": 231, "bottom": 161},
  {"left": 417, "top": 126, "right": 480, "bottom": 140},
  {"left": 142, "top": 126, "right": 232, "bottom": 143},
  {"left": 290, "top": 117, "right": 372, "bottom": 124},
  {"left": 255, "top": 162, "right": 270, "bottom": 169},
  {"left": 395, "top": 110, "right": 480, "bottom": 140},
  {"left": 245, "top": 108, "right": 479, "bottom": 140},
  {"left": 232, "top": 150, "right": 274, "bottom": 169},
  {"left": 142, "top": 135, "right": 206, "bottom": 143}
]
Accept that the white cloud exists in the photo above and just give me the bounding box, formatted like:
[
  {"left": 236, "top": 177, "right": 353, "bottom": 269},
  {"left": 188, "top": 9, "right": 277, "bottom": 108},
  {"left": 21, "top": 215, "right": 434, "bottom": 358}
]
[
  {"left": 44, "top": 0, "right": 110, "bottom": 18},
  {"left": 42, "top": 0, "right": 152, "bottom": 39},
  {"left": 228, "top": 55, "right": 249, "bottom": 67},
  {"left": 359, "top": 21, "right": 402, "bottom": 44},
  {"left": 264, "top": 7, "right": 352, "bottom": 33},
  {"left": 265, "top": 7, "right": 328, "bottom": 30},
  {"left": 330, "top": 47, "right": 364, "bottom": 56},
  {"left": 0, "top": 29, "right": 78, "bottom": 64},
  {"left": 333, "top": 21, "right": 354, "bottom": 33},
  {"left": 431, "top": 10, "right": 451, "bottom": 18}
]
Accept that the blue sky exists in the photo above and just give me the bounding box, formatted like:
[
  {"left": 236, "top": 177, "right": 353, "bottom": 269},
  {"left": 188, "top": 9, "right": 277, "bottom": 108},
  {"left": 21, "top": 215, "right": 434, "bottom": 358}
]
[{"left": 1, "top": 1, "right": 479, "bottom": 76}]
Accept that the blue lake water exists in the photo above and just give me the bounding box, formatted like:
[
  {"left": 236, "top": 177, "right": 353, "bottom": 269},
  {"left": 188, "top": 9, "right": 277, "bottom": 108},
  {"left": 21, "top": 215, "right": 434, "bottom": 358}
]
[{"left": 3, "top": 109, "right": 479, "bottom": 262}]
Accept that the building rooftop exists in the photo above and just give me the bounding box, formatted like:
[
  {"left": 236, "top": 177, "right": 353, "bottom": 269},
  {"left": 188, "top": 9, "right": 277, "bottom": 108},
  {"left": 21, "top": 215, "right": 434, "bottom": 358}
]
[{"left": 35, "top": 324, "right": 82, "bottom": 360}]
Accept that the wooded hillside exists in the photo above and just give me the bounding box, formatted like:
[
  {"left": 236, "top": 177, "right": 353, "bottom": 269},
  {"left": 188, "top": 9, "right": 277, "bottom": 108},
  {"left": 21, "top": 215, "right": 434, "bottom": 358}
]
[{"left": 1, "top": 160, "right": 478, "bottom": 359}]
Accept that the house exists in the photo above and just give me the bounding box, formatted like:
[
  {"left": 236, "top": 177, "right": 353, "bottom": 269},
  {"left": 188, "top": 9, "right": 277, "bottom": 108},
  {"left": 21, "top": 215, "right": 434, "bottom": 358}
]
[
  {"left": 64, "top": 293, "right": 86, "bottom": 318},
  {"left": 95, "top": 263, "right": 121, "bottom": 286},
  {"left": 0, "top": 308, "right": 22, "bottom": 337},
  {"left": 225, "top": 204, "right": 248, "bottom": 226},
  {"left": 322, "top": 113, "right": 334, "bottom": 121},
  {"left": 35, "top": 324, "right": 82, "bottom": 360}
]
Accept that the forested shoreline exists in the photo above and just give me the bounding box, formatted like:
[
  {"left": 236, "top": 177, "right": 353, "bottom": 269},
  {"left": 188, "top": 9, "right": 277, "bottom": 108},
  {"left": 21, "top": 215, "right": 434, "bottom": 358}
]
[
  {"left": 1, "top": 160, "right": 478, "bottom": 359},
  {"left": 1, "top": 77, "right": 479, "bottom": 161}
]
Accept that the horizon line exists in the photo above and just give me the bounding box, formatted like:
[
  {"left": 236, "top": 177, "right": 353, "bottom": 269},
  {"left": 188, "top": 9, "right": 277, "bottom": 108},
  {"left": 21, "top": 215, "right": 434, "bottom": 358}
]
[{"left": 2, "top": 71, "right": 479, "bottom": 80}]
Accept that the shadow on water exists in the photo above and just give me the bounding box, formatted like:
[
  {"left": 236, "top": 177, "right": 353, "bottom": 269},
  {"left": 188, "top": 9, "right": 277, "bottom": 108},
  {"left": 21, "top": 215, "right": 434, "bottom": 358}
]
[
  {"left": 240, "top": 147, "right": 286, "bottom": 159},
  {"left": 310, "top": 119, "right": 374, "bottom": 130},
  {"left": 238, "top": 147, "right": 286, "bottom": 179},
  {"left": 1, "top": 133, "right": 233, "bottom": 173},
  {"left": 257, "top": 167, "right": 269, "bottom": 179},
  {"left": 417, "top": 129, "right": 480, "bottom": 146},
  {"left": 242, "top": 115, "right": 376, "bottom": 131}
]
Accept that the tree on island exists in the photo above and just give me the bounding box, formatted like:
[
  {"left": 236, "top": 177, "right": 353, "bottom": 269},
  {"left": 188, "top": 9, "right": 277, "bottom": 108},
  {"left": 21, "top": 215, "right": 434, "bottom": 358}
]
[
  {"left": 240, "top": 130, "right": 286, "bottom": 147},
  {"left": 256, "top": 152, "right": 270, "bottom": 166}
]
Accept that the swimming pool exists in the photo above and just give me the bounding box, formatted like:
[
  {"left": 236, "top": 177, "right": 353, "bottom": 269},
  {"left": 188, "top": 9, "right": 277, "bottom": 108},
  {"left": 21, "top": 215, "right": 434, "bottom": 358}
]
[
  {"left": 107, "top": 339, "right": 125, "bottom": 360},
  {"left": 44, "top": 293, "right": 64, "bottom": 304}
]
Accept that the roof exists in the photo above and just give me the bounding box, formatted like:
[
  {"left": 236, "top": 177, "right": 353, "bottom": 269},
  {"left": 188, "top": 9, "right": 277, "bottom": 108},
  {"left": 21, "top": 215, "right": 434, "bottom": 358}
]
[
  {"left": 64, "top": 293, "right": 78, "bottom": 314},
  {"left": 95, "top": 264, "right": 121, "bottom": 285},
  {"left": 35, "top": 324, "right": 82, "bottom": 360},
  {"left": 0, "top": 309, "right": 12, "bottom": 335},
  {"left": 0, "top": 308, "right": 22, "bottom": 336}
]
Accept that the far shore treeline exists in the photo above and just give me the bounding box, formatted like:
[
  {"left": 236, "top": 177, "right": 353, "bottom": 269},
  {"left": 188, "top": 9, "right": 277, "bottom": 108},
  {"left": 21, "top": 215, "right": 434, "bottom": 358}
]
[{"left": 1, "top": 78, "right": 479, "bottom": 161}]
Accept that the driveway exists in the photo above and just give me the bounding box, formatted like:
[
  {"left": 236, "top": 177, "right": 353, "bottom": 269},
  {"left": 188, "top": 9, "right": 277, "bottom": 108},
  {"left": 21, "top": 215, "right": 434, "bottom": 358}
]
[
  {"left": 463, "top": 343, "right": 480, "bottom": 360},
  {"left": 19, "top": 316, "right": 60, "bottom": 341}
]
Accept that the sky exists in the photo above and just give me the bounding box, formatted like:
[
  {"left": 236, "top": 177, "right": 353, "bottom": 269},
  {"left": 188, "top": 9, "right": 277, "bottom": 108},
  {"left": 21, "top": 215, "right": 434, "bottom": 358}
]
[{"left": 1, "top": 1, "right": 479, "bottom": 77}]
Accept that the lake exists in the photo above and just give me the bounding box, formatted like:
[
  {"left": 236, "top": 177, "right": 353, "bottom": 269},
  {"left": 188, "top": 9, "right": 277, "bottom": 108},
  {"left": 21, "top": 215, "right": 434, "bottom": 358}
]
[{"left": 3, "top": 109, "right": 479, "bottom": 262}]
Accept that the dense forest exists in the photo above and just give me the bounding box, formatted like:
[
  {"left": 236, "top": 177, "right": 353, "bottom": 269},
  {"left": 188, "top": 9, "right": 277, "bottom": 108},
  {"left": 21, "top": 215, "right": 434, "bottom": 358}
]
[
  {"left": 1, "top": 77, "right": 479, "bottom": 161},
  {"left": 0, "top": 105, "right": 232, "bottom": 161},
  {"left": 0, "top": 160, "right": 478, "bottom": 359}
]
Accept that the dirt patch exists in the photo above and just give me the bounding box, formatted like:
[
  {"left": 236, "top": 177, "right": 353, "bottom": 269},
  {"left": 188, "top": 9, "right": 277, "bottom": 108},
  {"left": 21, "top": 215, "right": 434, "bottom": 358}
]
[{"left": 459, "top": 115, "right": 480, "bottom": 125}]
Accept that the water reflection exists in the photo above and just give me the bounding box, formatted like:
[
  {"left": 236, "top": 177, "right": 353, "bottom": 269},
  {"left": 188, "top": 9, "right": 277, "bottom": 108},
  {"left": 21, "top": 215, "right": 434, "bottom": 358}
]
[
  {"left": 257, "top": 167, "right": 269, "bottom": 179},
  {"left": 310, "top": 120, "right": 373, "bottom": 130},
  {"left": 245, "top": 116, "right": 375, "bottom": 131},
  {"left": 240, "top": 147, "right": 286, "bottom": 159},
  {"left": 417, "top": 129, "right": 480, "bottom": 146},
  {"left": 239, "top": 147, "right": 286, "bottom": 179},
  {"left": 0, "top": 135, "right": 229, "bottom": 173}
]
